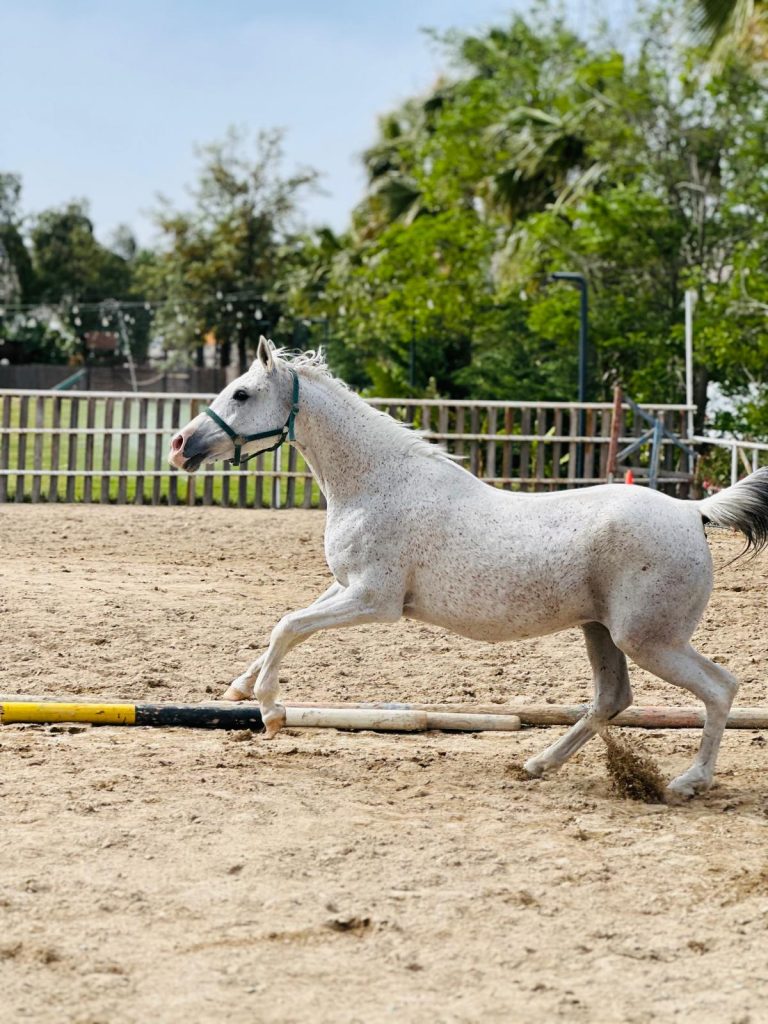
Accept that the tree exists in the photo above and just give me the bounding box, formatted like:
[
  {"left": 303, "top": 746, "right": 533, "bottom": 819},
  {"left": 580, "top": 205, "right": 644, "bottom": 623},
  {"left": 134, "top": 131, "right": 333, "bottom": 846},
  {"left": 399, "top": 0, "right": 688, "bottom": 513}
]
[
  {"left": 303, "top": 12, "right": 622, "bottom": 396},
  {"left": 140, "top": 128, "right": 319, "bottom": 370},
  {"left": 687, "top": 0, "right": 768, "bottom": 60},
  {"left": 495, "top": 11, "right": 768, "bottom": 426},
  {"left": 0, "top": 174, "right": 34, "bottom": 304},
  {"left": 20, "top": 200, "right": 141, "bottom": 362},
  {"left": 322, "top": 209, "right": 500, "bottom": 395},
  {"left": 0, "top": 179, "right": 80, "bottom": 363},
  {"left": 300, "top": 1, "right": 768, "bottom": 424},
  {"left": 30, "top": 201, "right": 133, "bottom": 304}
]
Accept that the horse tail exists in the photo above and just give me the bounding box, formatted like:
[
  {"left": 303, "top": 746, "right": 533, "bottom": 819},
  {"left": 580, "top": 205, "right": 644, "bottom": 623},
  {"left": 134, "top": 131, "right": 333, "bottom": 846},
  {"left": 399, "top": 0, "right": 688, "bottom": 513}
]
[{"left": 698, "top": 467, "right": 768, "bottom": 555}]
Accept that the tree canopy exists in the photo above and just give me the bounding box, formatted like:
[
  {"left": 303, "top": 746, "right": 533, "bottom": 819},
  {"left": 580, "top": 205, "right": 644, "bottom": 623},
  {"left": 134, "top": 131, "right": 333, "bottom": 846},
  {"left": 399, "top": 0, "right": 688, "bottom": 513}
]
[
  {"left": 137, "top": 128, "right": 319, "bottom": 371},
  {"left": 288, "top": 2, "right": 768, "bottom": 433}
]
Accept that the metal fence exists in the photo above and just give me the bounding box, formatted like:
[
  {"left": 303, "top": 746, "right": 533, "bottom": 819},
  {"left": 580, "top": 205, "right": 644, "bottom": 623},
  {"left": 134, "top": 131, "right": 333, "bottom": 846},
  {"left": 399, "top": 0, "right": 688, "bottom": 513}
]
[
  {"left": 0, "top": 389, "right": 699, "bottom": 507},
  {"left": 691, "top": 435, "right": 768, "bottom": 487}
]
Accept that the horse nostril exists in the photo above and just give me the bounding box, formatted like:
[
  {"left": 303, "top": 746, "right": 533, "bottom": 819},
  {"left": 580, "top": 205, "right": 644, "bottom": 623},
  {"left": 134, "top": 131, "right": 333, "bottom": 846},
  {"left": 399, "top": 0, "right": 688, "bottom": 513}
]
[{"left": 171, "top": 433, "right": 184, "bottom": 452}]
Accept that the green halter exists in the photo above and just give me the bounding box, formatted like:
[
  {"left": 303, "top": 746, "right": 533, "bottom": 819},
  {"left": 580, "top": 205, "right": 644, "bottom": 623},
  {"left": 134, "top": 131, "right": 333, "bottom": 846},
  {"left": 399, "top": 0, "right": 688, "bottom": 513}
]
[{"left": 203, "top": 367, "right": 299, "bottom": 466}]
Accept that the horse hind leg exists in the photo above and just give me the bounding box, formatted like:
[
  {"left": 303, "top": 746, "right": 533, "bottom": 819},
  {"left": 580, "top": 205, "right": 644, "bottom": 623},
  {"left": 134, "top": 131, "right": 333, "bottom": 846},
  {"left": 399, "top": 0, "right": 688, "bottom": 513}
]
[
  {"left": 524, "top": 622, "right": 633, "bottom": 778},
  {"left": 616, "top": 638, "right": 738, "bottom": 801}
]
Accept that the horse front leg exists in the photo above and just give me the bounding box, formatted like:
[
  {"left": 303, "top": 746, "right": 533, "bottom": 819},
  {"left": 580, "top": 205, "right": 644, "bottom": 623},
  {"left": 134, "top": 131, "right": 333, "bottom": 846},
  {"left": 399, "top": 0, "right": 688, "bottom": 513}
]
[
  {"left": 252, "top": 584, "right": 401, "bottom": 738},
  {"left": 222, "top": 582, "right": 345, "bottom": 701}
]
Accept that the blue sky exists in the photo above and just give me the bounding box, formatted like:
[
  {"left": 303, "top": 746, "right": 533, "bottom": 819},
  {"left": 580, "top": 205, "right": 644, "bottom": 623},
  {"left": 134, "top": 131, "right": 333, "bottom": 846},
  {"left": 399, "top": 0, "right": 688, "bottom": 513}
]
[{"left": 1, "top": 1, "right": 634, "bottom": 247}]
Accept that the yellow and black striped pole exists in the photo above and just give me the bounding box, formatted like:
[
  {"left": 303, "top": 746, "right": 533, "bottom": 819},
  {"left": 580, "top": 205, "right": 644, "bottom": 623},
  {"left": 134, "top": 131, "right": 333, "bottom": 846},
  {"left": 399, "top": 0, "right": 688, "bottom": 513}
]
[{"left": 0, "top": 701, "right": 265, "bottom": 730}]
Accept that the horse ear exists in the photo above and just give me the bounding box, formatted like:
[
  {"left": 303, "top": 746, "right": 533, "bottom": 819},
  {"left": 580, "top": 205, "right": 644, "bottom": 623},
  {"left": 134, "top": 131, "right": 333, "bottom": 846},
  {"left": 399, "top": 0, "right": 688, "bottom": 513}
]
[{"left": 256, "top": 336, "right": 275, "bottom": 372}]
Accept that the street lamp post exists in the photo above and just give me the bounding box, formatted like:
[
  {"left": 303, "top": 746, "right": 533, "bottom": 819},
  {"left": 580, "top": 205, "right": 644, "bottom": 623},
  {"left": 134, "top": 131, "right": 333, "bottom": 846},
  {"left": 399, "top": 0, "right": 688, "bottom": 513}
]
[{"left": 549, "top": 272, "right": 590, "bottom": 482}]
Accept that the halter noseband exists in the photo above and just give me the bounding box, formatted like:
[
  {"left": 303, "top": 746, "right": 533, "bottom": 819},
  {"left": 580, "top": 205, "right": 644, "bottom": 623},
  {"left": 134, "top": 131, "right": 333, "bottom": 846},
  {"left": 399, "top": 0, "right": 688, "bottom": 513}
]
[{"left": 203, "top": 367, "right": 299, "bottom": 467}]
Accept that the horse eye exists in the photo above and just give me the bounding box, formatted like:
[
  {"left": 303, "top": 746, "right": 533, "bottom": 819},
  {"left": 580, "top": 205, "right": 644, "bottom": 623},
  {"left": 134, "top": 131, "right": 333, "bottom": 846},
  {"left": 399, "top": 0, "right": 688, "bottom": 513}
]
[{"left": 233, "top": 389, "right": 249, "bottom": 402}]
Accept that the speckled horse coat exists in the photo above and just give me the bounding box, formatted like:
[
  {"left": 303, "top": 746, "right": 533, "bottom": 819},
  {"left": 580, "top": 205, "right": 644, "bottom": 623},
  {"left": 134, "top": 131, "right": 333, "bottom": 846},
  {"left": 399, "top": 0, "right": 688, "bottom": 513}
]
[{"left": 170, "top": 340, "right": 768, "bottom": 800}]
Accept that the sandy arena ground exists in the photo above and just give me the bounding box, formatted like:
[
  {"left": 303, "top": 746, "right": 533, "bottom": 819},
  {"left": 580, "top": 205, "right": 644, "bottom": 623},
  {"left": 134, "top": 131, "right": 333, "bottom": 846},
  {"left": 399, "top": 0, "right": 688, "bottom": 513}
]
[{"left": 1, "top": 504, "right": 768, "bottom": 1024}]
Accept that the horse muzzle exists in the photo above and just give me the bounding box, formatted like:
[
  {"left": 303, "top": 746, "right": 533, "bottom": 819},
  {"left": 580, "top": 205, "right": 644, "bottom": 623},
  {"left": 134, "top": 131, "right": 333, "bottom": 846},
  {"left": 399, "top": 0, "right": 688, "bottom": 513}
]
[{"left": 169, "top": 427, "right": 211, "bottom": 473}]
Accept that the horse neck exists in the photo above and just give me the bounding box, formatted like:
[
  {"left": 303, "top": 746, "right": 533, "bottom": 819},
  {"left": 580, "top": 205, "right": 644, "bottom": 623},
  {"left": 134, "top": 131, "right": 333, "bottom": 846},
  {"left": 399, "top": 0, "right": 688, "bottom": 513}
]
[{"left": 290, "top": 369, "right": 397, "bottom": 504}]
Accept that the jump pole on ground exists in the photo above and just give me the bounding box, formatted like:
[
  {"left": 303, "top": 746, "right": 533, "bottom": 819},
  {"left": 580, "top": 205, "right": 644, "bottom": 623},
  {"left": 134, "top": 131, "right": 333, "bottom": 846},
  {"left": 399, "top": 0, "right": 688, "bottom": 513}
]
[
  {"left": 2, "top": 700, "right": 768, "bottom": 731},
  {"left": 0, "top": 701, "right": 521, "bottom": 732}
]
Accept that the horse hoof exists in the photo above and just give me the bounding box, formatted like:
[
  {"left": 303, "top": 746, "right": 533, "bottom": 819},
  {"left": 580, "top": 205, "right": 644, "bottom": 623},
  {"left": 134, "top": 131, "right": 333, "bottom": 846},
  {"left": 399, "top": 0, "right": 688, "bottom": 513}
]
[
  {"left": 221, "top": 684, "right": 249, "bottom": 702},
  {"left": 664, "top": 784, "right": 694, "bottom": 805},
  {"left": 262, "top": 706, "right": 286, "bottom": 740},
  {"left": 523, "top": 757, "right": 547, "bottom": 779},
  {"left": 665, "top": 771, "right": 711, "bottom": 803}
]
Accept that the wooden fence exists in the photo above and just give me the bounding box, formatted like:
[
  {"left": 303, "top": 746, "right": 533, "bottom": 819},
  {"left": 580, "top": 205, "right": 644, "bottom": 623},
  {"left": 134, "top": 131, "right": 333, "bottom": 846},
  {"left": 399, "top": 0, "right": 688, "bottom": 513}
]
[{"left": 0, "top": 389, "right": 698, "bottom": 507}]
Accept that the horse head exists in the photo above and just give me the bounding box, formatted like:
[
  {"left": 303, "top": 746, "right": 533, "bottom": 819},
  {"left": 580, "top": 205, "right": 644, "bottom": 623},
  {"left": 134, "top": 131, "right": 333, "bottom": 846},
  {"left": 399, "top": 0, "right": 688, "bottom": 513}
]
[{"left": 169, "top": 337, "right": 298, "bottom": 472}]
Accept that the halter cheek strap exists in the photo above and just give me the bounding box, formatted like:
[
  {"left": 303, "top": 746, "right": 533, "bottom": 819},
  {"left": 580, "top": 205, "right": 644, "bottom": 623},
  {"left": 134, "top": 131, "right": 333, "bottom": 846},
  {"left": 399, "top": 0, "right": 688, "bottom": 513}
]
[{"left": 203, "top": 367, "right": 299, "bottom": 467}]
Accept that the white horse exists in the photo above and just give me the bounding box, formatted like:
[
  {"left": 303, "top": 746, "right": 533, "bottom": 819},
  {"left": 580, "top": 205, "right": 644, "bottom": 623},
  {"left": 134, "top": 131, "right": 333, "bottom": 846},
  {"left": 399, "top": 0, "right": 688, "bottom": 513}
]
[{"left": 170, "top": 339, "right": 768, "bottom": 800}]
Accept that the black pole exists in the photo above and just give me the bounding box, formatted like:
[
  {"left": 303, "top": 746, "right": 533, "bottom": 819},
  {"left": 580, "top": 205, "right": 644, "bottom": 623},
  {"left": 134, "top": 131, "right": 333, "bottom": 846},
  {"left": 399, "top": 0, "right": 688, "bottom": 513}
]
[{"left": 549, "top": 272, "right": 589, "bottom": 482}]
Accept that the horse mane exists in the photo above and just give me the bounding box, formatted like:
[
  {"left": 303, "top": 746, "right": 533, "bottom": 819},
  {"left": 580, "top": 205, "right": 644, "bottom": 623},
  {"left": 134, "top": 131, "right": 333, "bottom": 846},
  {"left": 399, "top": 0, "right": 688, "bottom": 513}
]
[{"left": 276, "top": 348, "right": 456, "bottom": 466}]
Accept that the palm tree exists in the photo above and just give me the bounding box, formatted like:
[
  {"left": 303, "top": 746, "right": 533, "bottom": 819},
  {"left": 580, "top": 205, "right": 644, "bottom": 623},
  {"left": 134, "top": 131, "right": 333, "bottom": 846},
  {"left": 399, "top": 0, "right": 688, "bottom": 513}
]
[
  {"left": 485, "top": 101, "right": 608, "bottom": 222},
  {"left": 355, "top": 100, "right": 437, "bottom": 236},
  {"left": 688, "top": 0, "right": 767, "bottom": 59}
]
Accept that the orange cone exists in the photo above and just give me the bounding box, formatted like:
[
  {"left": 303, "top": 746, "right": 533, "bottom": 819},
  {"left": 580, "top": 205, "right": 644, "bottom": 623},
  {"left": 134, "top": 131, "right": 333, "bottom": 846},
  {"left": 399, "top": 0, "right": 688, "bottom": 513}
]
[{"left": 624, "top": 469, "right": 635, "bottom": 485}]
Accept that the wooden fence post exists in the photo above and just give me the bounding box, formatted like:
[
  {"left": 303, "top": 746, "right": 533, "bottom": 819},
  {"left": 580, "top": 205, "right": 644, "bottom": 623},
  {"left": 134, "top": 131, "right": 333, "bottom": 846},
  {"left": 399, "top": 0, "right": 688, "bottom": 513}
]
[
  {"left": 0, "top": 395, "right": 11, "bottom": 502},
  {"left": 83, "top": 396, "right": 96, "bottom": 503},
  {"left": 48, "top": 395, "right": 62, "bottom": 503},
  {"left": 152, "top": 399, "right": 164, "bottom": 506},
  {"left": 606, "top": 386, "right": 623, "bottom": 482},
  {"left": 117, "top": 399, "right": 131, "bottom": 504},
  {"left": 136, "top": 398, "right": 148, "bottom": 505},
  {"left": 15, "top": 395, "right": 29, "bottom": 502}
]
